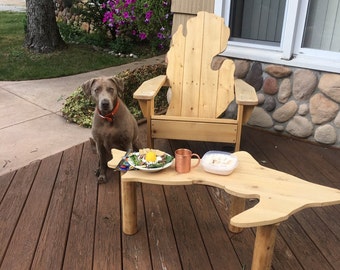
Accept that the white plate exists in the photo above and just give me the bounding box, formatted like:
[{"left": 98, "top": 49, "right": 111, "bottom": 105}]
[{"left": 128, "top": 152, "right": 174, "bottom": 172}]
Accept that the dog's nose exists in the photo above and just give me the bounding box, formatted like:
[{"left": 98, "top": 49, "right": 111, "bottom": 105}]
[{"left": 101, "top": 99, "right": 110, "bottom": 110}]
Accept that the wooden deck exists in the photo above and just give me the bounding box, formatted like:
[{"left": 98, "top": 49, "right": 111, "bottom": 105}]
[{"left": 1, "top": 126, "right": 340, "bottom": 270}]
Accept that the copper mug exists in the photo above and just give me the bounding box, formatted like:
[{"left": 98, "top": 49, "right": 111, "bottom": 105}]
[{"left": 175, "top": 148, "right": 200, "bottom": 173}]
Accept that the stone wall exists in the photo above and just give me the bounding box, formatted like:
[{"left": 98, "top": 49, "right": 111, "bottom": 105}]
[{"left": 233, "top": 60, "right": 340, "bottom": 148}]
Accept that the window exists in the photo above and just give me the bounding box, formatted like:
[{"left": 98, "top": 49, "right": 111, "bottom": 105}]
[
  {"left": 214, "top": 0, "right": 340, "bottom": 73},
  {"left": 302, "top": 0, "right": 340, "bottom": 52},
  {"left": 229, "top": 0, "right": 286, "bottom": 45}
]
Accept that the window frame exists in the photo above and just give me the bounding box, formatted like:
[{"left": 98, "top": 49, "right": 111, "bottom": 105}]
[{"left": 214, "top": 0, "right": 340, "bottom": 73}]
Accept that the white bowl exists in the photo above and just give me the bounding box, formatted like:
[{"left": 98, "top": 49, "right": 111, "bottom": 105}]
[{"left": 201, "top": 151, "right": 238, "bottom": 175}]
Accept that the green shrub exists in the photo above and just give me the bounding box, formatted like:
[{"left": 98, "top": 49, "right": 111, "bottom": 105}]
[{"left": 62, "top": 87, "right": 96, "bottom": 128}]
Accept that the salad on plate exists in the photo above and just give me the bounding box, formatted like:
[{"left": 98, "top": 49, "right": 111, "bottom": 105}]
[{"left": 128, "top": 148, "right": 174, "bottom": 171}]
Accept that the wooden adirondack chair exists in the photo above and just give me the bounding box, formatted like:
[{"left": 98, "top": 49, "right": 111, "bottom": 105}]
[{"left": 134, "top": 11, "right": 258, "bottom": 151}]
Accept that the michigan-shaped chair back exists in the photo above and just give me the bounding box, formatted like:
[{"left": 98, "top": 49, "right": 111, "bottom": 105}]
[
  {"left": 133, "top": 12, "right": 258, "bottom": 150},
  {"left": 166, "top": 11, "right": 235, "bottom": 118}
]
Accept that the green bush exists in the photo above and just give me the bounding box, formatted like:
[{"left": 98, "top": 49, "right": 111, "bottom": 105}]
[
  {"left": 62, "top": 63, "right": 168, "bottom": 128},
  {"left": 58, "top": 20, "right": 112, "bottom": 48}
]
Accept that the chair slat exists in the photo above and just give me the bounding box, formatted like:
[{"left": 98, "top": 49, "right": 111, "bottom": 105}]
[{"left": 180, "top": 12, "right": 205, "bottom": 117}]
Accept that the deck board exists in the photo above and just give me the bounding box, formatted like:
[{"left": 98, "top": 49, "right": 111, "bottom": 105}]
[
  {"left": 1, "top": 126, "right": 340, "bottom": 270},
  {"left": 63, "top": 142, "right": 98, "bottom": 270},
  {"left": 94, "top": 171, "right": 122, "bottom": 270},
  {"left": 142, "top": 184, "right": 183, "bottom": 270}
]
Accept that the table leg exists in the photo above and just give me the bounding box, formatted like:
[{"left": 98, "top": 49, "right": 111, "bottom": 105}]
[
  {"left": 228, "top": 196, "right": 246, "bottom": 233},
  {"left": 251, "top": 224, "right": 279, "bottom": 270},
  {"left": 121, "top": 181, "right": 137, "bottom": 235}
]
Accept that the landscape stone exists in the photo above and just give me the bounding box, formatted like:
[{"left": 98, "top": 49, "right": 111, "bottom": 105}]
[
  {"left": 293, "top": 69, "right": 317, "bottom": 100},
  {"left": 310, "top": 93, "right": 339, "bottom": 124},
  {"left": 286, "top": 116, "right": 313, "bottom": 138},
  {"left": 265, "top": 65, "right": 292, "bottom": 78},
  {"left": 334, "top": 112, "right": 340, "bottom": 128},
  {"left": 278, "top": 78, "right": 291, "bottom": 103},
  {"left": 318, "top": 73, "right": 340, "bottom": 103},
  {"left": 222, "top": 100, "right": 237, "bottom": 119},
  {"left": 234, "top": 60, "right": 250, "bottom": 79},
  {"left": 272, "top": 101, "right": 298, "bottom": 122},
  {"left": 274, "top": 125, "right": 285, "bottom": 132},
  {"left": 248, "top": 107, "right": 273, "bottom": 128},
  {"left": 245, "top": 62, "right": 263, "bottom": 91},
  {"left": 314, "top": 124, "right": 337, "bottom": 144},
  {"left": 263, "top": 77, "right": 278, "bottom": 95},
  {"left": 257, "top": 93, "right": 265, "bottom": 105},
  {"left": 298, "top": 103, "right": 309, "bottom": 116},
  {"left": 211, "top": 56, "right": 226, "bottom": 70},
  {"left": 263, "top": 96, "right": 276, "bottom": 112}
]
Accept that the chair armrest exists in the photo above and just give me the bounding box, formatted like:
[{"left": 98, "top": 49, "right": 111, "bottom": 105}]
[
  {"left": 133, "top": 75, "right": 168, "bottom": 100},
  {"left": 234, "top": 79, "right": 258, "bottom": 105}
]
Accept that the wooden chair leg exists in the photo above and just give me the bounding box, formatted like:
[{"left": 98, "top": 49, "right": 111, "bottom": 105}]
[
  {"left": 121, "top": 181, "right": 138, "bottom": 235},
  {"left": 228, "top": 195, "right": 246, "bottom": 233},
  {"left": 251, "top": 224, "right": 279, "bottom": 270}
]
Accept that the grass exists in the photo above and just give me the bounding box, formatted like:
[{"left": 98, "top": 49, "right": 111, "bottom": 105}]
[{"left": 0, "top": 11, "right": 151, "bottom": 81}]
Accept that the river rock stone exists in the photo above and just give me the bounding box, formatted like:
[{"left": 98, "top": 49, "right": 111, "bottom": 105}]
[
  {"left": 334, "top": 112, "right": 340, "bottom": 128},
  {"left": 278, "top": 78, "right": 291, "bottom": 103},
  {"left": 298, "top": 103, "right": 309, "bottom": 116},
  {"left": 245, "top": 62, "right": 263, "bottom": 91},
  {"left": 257, "top": 93, "right": 265, "bottom": 105},
  {"left": 248, "top": 107, "right": 273, "bottom": 127},
  {"left": 263, "top": 96, "right": 276, "bottom": 112},
  {"left": 310, "top": 93, "right": 339, "bottom": 124},
  {"left": 234, "top": 60, "right": 250, "bottom": 79},
  {"left": 314, "top": 124, "right": 337, "bottom": 144},
  {"left": 293, "top": 69, "right": 317, "bottom": 100},
  {"left": 273, "top": 101, "right": 298, "bottom": 122},
  {"left": 265, "top": 65, "right": 292, "bottom": 78},
  {"left": 263, "top": 77, "right": 278, "bottom": 95},
  {"left": 222, "top": 100, "right": 237, "bottom": 119},
  {"left": 286, "top": 116, "right": 313, "bottom": 138},
  {"left": 274, "top": 125, "right": 285, "bottom": 132},
  {"left": 318, "top": 73, "right": 340, "bottom": 103}
]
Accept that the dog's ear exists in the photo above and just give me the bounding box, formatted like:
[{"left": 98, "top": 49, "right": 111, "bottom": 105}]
[
  {"left": 110, "top": 76, "right": 124, "bottom": 98},
  {"left": 81, "top": 78, "right": 96, "bottom": 96}
]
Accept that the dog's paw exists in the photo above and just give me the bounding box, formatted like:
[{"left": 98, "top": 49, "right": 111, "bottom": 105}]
[{"left": 97, "top": 175, "right": 107, "bottom": 184}]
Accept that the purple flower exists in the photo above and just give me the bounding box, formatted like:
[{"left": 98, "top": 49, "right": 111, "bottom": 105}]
[
  {"left": 145, "top": 10, "right": 152, "bottom": 19},
  {"left": 145, "top": 10, "right": 152, "bottom": 22},
  {"left": 157, "top": 32, "right": 165, "bottom": 39},
  {"left": 139, "top": 32, "right": 147, "bottom": 40}
]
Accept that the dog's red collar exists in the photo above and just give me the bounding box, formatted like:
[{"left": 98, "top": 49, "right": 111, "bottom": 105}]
[{"left": 97, "top": 100, "right": 120, "bottom": 122}]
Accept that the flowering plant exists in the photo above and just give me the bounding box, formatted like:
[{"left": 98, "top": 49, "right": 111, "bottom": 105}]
[{"left": 101, "top": 0, "right": 172, "bottom": 51}]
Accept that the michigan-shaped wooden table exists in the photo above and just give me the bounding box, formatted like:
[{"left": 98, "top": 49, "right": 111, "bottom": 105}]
[{"left": 108, "top": 149, "right": 340, "bottom": 270}]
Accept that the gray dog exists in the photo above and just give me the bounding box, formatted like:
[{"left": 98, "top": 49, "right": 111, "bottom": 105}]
[{"left": 82, "top": 76, "right": 141, "bottom": 183}]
